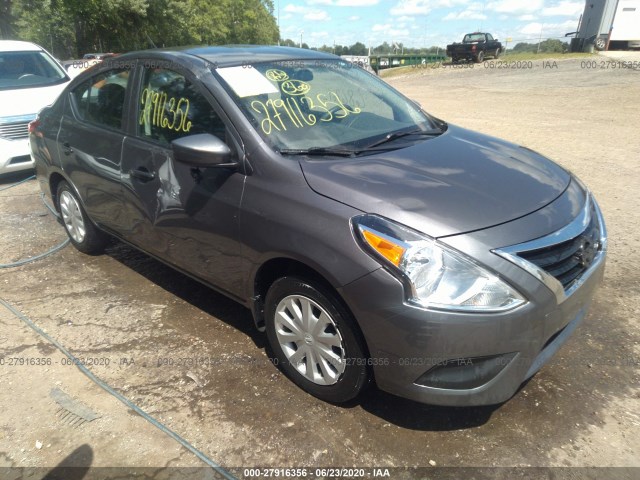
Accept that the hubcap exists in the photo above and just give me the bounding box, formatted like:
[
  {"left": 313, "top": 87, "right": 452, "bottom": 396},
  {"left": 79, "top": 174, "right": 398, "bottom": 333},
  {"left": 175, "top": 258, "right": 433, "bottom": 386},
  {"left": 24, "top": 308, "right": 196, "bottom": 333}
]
[
  {"left": 59, "top": 191, "right": 86, "bottom": 243},
  {"left": 275, "top": 295, "right": 346, "bottom": 385}
]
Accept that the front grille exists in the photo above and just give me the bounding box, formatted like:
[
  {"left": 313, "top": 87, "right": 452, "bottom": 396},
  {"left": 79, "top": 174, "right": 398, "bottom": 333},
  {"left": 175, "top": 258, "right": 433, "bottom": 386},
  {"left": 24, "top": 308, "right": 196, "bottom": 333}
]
[
  {"left": 516, "top": 202, "right": 603, "bottom": 290},
  {"left": 0, "top": 121, "right": 30, "bottom": 140}
]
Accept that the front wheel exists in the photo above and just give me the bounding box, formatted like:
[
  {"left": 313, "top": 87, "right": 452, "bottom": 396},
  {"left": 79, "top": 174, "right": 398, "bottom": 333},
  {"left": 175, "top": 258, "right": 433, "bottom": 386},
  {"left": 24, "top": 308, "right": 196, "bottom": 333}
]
[
  {"left": 594, "top": 37, "right": 607, "bottom": 51},
  {"left": 494, "top": 48, "right": 501, "bottom": 59},
  {"left": 57, "top": 181, "right": 109, "bottom": 254},
  {"left": 265, "top": 276, "right": 370, "bottom": 403}
]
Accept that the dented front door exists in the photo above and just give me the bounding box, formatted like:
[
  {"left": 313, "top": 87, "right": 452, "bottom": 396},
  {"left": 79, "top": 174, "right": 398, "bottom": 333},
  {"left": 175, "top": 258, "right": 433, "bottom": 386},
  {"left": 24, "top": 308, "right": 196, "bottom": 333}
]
[
  {"left": 117, "top": 64, "right": 246, "bottom": 298},
  {"left": 119, "top": 136, "right": 246, "bottom": 298}
]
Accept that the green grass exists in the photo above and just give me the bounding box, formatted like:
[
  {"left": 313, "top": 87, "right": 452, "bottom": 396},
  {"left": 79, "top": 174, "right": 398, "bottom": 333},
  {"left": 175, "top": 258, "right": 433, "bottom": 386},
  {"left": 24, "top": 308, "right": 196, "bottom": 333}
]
[{"left": 379, "top": 51, "right": 598, "bottom": 78}]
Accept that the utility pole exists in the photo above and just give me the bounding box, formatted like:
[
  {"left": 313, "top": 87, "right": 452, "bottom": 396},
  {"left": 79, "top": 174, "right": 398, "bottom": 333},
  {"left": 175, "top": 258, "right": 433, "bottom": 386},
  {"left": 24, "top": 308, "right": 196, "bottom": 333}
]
[{"left": 537, "top": 23, "right": 544, "bottom": 53}]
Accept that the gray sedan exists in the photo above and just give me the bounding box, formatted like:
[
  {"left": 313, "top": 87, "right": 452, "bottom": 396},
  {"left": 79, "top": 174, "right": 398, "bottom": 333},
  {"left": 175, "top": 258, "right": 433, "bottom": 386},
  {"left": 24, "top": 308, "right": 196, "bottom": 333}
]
[{"left": 30, "top": 46, "right": 606, "bottom": 406}]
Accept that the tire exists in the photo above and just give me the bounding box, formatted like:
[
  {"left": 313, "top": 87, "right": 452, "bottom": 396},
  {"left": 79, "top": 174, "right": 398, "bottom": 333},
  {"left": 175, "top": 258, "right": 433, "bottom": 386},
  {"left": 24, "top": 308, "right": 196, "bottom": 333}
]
[
  {"left": 57, "top": 181, "right": 109, "bottom": 255},
  {"left": 265, "top": 276, "right": 370, "bottom": 403},
  {"left": 595, "top": 37, "right": 607, "bottom": 51},
  {"left": 475, "top": 51, "right": 485, "bottom": 63},
  {"left": 494, "top": 48, "right": 501, "bottom": 59},
  {"left": 451, "top": 56, "right": 458, "bottom": 64}
]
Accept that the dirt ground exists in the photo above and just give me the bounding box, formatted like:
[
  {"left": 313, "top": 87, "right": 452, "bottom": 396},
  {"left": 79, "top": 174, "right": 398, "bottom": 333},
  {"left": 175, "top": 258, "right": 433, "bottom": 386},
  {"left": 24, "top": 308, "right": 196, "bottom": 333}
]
[{"left": 1, "top": 55, "right": 639, "bottom": 478}]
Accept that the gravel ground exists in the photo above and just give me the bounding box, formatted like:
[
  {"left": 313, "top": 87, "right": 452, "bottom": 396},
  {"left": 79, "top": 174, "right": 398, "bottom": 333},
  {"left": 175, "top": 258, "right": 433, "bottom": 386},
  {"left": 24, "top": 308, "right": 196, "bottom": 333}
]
[{"left": 0, "top": 56, "right": 638, "bottom": 477}]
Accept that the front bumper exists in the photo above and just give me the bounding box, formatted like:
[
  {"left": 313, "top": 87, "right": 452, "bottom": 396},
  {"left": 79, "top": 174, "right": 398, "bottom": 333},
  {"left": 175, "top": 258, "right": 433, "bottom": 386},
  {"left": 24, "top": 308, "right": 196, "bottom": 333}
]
[
  {"left": 0, "top": 136, "right": 34, "bottom": 176},
  {"left": 339, "top": 186, "right": 606, "bottom": 406},
  {"left": 1, "top": 113, "right": 37, "bottom": 176}
]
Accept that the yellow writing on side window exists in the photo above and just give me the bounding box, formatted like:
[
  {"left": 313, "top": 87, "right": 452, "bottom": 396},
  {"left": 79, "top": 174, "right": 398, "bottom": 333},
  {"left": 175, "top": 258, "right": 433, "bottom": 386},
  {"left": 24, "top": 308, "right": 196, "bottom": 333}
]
[
  {"left": 139, "top": 88, "right": 192, "bottom": 133},
  {"left": 250, "top": 91, "right": 361, "bottom": 135}
]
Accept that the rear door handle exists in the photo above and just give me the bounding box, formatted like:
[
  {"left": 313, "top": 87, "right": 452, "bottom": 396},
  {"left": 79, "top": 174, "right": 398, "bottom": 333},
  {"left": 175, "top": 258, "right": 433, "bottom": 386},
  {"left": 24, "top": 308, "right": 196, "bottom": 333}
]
[
  {"left": 62, "top": 142, "right": 73, "bottom": 156},
  {"left": 130, "top": 167, "right": 155, "bottom": 182}
]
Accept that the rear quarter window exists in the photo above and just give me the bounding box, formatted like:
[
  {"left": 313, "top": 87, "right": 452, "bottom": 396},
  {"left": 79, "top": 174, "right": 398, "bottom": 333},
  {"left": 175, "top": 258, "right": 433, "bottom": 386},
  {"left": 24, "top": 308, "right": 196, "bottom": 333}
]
[{"left": 71, "top": 69, "right": 130, "bottom": 130}]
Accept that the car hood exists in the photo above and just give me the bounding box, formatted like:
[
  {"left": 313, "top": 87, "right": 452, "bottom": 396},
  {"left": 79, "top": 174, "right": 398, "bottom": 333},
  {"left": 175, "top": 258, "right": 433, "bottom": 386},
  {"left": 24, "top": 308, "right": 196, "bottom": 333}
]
[
  {"left": 300, "top": 124, "right": 570, "bottom": 238},
  {"left": 0, "top": 82, "right": 68, "bottom": 118}
]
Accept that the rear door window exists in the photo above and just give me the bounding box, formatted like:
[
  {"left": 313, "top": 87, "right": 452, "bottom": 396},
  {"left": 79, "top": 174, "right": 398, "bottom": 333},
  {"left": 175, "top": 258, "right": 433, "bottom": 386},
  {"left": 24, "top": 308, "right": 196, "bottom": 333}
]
[{"left": 71, "top": 68, "right": 130, "bottom": 130}]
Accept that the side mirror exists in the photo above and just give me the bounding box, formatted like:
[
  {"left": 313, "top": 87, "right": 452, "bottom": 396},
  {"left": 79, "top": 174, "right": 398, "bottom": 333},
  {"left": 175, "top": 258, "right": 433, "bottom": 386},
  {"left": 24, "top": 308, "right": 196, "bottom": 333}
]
[{"left": 171, "top": 133, "right": 237, "bottom": 168}]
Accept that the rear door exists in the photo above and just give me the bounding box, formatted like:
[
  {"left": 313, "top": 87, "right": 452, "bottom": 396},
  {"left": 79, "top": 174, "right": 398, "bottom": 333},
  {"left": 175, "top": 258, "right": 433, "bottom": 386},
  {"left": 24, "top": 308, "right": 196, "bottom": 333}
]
[
  {"left": 119, "top": 61, "right": 246, "bottom": 297},
  {"left": 60, "top": 66, "right": 132, "bottom": 230}
]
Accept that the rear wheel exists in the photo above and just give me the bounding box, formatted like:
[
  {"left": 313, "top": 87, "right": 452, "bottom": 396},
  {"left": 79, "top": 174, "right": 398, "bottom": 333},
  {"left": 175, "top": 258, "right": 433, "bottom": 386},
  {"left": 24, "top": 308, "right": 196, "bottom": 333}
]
[
  {"left": 265, "top": 276, "right": 370, "bottom": 403},
  {"left": 595, "top": 37, "right": 607, "bottom": 51},
  {"left": 475, "top": 51, "right": 485, "bottom": 63},
  {"left": 57, "top": 181, "right": 109, "bottom": 254}
]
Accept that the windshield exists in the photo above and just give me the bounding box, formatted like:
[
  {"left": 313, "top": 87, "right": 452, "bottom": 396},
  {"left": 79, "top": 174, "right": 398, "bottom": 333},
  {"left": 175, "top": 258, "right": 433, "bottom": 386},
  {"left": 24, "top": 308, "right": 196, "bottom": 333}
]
[
  {"left": 0, "top": 50, "right": 68, "bottom": 90},
  {"left": 463, "top": 34, "right": 486, "bottom": 43},
  {"left": 216, "top": 59, "right": 440, "bottom": 152}
]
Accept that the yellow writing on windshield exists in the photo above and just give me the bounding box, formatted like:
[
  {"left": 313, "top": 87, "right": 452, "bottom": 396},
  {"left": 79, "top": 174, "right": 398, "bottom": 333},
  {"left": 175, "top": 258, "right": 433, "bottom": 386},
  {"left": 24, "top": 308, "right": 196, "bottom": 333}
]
[
  {"left": 139, "top": 88, "right": 192, "bottom": 133},
  {"left": 281, "top": 80, "right": 311, "bottom": 96},
  {"left": 265, "top": 69, "right": 289, "bottom": 82},
  {"left": 251, "top": 91, "right": 361, "bottom": 135}
]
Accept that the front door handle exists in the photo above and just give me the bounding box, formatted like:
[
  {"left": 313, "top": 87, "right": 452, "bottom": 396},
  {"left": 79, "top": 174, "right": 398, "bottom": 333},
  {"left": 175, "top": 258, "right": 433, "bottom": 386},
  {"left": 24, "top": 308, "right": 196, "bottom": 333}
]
[
  {"left": 62, "top": 142, "right": 73, "bottom": 156},
  {"left": 130, "top": 167, "right": 156, "bottom": 182}
]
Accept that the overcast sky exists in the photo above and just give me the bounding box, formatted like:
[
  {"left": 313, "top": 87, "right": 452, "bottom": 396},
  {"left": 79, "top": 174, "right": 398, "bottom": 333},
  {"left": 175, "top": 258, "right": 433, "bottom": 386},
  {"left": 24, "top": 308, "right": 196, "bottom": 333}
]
[{"left": 276, "top": 0, "right": 586, "bottom": 49}]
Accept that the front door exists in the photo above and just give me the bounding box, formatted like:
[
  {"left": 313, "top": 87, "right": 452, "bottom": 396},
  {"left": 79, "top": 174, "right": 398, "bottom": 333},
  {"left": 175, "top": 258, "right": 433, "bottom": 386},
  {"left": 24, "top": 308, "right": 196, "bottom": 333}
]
[{"left": 119, "top": 63, "right": 246, "bottom": 298}]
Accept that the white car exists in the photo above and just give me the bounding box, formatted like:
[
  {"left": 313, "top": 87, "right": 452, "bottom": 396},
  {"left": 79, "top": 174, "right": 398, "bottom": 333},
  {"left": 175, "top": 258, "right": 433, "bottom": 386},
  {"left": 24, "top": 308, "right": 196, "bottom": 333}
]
[{"left": 0, "top": 40, "right": 70, "bottom": 176}]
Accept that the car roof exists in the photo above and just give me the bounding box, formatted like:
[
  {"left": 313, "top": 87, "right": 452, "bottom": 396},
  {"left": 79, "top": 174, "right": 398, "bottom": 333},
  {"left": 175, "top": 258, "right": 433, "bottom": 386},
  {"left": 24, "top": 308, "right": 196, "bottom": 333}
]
[
  {"left": 118, "top": 45, "right": 338, "bottom": 68},
  {"left": 0, "top": 40, "right": 43, "bottom": 53}
]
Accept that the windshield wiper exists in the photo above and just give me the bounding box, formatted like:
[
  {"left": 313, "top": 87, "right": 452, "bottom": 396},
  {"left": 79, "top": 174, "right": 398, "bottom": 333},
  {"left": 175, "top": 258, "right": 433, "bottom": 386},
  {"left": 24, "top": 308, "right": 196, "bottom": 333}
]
[
  {"left": 277, "top": 129, "right": 443, "bottom": 158},
  {"left": 360, "top": 129, "right": 442, "bottom": 150},
  {"left": 278, "top": 147, "right": 356, "bottom": 157}
]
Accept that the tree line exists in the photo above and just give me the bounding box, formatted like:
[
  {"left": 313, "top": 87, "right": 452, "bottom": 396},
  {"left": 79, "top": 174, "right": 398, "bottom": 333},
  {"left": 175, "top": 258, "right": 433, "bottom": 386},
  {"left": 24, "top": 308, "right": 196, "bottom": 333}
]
[
  {"left": 0, "top": 0, "right": 279, "bottom": 59},
  {"left": 286, "top": 38, "right": 570, "bottom": 56},
  {"left": 280, "top": 39, "right": 444, "bottom": 56},
  {"left": 510, "top": 39, "right": 570, "bottom": 53}
]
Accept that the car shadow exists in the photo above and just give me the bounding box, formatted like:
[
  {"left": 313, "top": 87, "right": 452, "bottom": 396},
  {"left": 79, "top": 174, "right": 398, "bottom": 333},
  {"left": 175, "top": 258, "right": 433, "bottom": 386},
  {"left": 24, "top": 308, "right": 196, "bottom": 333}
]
[
  {"left": 105, "top": 241, "right": 264, "bottom": 348},
  {"left": 349, "top": 389, "right": 502, "bottom": 431},
  {"left": 352, "top": 370, "right": 535, "bottom": 430},
  {"left": 0, "top": 170, "right": 35, "bottom": 187}
]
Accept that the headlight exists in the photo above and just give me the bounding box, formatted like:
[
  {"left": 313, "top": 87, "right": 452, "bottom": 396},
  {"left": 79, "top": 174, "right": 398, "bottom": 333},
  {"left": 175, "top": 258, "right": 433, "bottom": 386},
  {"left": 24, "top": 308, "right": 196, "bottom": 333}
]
[{"left": 353, "top": 215, "right": 525, "bottom": 312}]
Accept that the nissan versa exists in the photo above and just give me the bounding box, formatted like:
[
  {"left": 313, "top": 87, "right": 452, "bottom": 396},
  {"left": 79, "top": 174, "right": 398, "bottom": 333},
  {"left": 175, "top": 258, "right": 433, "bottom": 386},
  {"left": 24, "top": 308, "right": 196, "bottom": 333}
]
[{"left": 30, "top": 46, "right": 606, "bottom": 406}]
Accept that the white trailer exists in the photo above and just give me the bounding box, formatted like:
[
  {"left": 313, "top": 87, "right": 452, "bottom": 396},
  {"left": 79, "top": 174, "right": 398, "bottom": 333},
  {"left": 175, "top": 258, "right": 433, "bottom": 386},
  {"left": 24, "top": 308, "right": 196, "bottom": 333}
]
[{"left": 577, "top": 0, "right": 640, "bottom": 50}]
